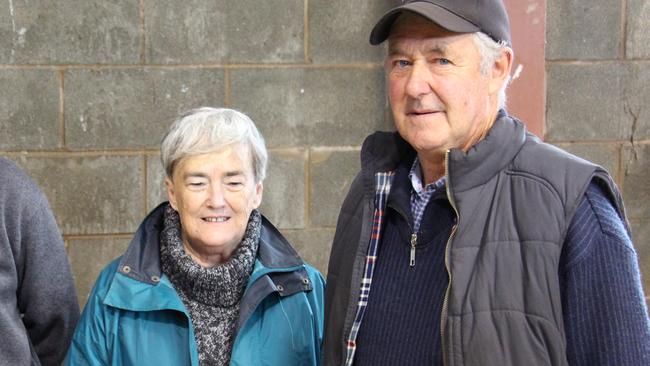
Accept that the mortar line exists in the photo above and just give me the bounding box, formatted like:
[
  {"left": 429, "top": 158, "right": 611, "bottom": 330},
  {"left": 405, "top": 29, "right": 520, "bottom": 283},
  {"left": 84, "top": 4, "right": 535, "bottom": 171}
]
[
  {"left": 617, "top": 143, "right": 623, "bottom": 186},
  {"left": 139, "top": 0, "right": 146, "bottom": 64},
  {"left": 0, "top": 63, "right": 383, "bottom": 70},
  {"left": 546, "top": 59, "right": 650, "bottom": 65},
  {"left": 547, "top": 139, "right": 650, "bottom": 145},
  {"left": 143, "top": 153, "right": 148, "bottom": 214},
  {"left": 59, "top": 69, "right": 66, "bottom": 149},
  {"left": 304, "top": 0, "right": 310, "bottom": 63},
  {"left": 305, "top": 148, "right": 311, "bottom": 228},
  {"left": 621, "top": 0, "right": 627, "bottom": 60},
  {"left": 0, "top": 150, "right": 157, "bottom": 157},
  {"left": 224, "top": 69, "right": 231, "bottom": 107},
  {"left": 64, "top": 233, "right": 135, "bottom": 240}
]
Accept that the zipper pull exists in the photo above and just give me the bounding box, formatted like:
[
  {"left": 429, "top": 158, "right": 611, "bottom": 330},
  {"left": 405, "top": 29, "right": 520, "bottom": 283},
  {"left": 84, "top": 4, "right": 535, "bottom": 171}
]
[{"left": 410, "top": 233, "right": 417, "bottom": 267}]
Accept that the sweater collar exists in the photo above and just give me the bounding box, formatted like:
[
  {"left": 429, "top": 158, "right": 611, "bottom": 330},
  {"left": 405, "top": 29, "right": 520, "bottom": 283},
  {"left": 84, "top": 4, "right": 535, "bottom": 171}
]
[{"left": 117, "top": 203, "right": 304, "bottom": 286}]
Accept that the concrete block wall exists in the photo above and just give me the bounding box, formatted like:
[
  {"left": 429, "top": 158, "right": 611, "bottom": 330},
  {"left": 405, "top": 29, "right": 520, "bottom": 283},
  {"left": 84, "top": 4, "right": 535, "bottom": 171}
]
[
  {"left": 1, "top": 0, "right": 648, "bottom": 308},
  {"left": 546, "top": 0, "right": 650, "bottom": 304},
  {"left": 0, "top": 0, "right": 392, "bottom": 307}
]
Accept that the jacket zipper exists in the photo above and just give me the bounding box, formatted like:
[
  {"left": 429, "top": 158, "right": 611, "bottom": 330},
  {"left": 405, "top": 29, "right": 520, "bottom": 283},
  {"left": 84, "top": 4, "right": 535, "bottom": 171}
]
[
  {"left": 386, "top": 202, "right": 417, "bottom": 268},
  {"left": 440, "top": 150, "right": 459, "bottom": 366}
]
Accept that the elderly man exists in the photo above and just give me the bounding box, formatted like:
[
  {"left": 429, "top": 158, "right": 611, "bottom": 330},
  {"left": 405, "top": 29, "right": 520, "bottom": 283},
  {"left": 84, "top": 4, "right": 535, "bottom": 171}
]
[{"left": 323, "top": 1, "right": 650, "bottom": 365}]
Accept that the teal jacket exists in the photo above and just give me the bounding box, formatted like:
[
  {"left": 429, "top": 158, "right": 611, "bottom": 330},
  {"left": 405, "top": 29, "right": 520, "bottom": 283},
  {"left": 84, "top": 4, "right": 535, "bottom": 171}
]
[{"left": 65, "top": 204, "right": 325, "bottom": 366}]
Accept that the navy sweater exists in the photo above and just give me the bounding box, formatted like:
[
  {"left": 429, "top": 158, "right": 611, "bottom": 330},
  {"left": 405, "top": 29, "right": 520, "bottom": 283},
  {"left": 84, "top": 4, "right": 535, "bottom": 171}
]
[{"left": 355, "top": 163, "right": 650, "bottom": 365}]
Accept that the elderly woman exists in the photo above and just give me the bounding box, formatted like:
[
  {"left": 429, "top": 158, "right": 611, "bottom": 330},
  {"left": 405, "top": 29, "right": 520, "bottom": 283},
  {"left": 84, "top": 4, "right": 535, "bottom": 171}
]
[{"left": 65, "top": 108, "right": 324, "bottom": 366}]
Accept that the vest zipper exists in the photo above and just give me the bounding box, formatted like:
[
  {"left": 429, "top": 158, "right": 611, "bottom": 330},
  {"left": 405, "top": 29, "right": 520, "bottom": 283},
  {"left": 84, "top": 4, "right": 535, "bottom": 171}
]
[
  {"left": 409, "top": 233, "right": 417, "bottom": 267},
  {"left": 440, "top": 150, "right": 459, "bottom": 366}
]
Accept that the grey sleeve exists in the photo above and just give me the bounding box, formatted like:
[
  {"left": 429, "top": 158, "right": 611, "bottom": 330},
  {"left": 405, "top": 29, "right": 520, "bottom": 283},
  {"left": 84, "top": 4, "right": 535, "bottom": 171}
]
[{"left": 13, "top": 176, "right": 80, "bottom": 365}]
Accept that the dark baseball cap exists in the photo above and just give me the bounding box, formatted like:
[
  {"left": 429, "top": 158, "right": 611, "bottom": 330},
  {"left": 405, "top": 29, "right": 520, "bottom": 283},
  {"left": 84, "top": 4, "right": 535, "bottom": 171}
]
[{"left": 369, "top": 0, "right": 511, "bottom": 46}]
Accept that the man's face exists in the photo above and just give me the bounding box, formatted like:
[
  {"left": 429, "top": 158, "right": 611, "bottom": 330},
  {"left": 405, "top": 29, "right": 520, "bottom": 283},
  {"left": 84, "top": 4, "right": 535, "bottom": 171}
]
[
  {"left": 386, "top": 13, "right": 499, "bottom": 155},
  {"left": 166, "top": 145, "right": 262, "bottom": 266}
]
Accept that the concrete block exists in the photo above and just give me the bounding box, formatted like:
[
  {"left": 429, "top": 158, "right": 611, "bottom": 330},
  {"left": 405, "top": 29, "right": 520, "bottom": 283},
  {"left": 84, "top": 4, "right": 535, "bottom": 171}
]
[
  {"left": 629, "top": 219, "right": 650, "bottom": 301},
  {"left": 0, "top": 69, "right": 59, "bottom": 150},
  {"left": 231, "top": 68, "right": 385, "bottom": 147},
  {"left": 554, "top": 143, "right": 620, "bottom": 181},
  {"left": 11, "top": 155, "right": 144, "bottom": 235},
  {"left": 145, "top": 0, "right": 303, "bottom": 63},
  {"left": 68, "top": 236, "right": 130, "bottom": 308},
  {"left": 623, "top": 63, "right": 650, "bottom": 140},
  {"left": 626, "top": 0, "right": 650, "bottom": 58},
  {"left": 622, "top": 144, "right": 650, "bottom": 219},
  {"left": 146, "top": 154, "right": 167, "bottom": 212},
  {"left": 0, "top": 0, "right": 139, "bottom": 64},
  {"left": 281, "top": 228, "right": 335, "bottom": 275},
  {"left": 65, "top": 68, "right": 225, "bottom": 149},
  {"left": 259, "top": 149, "right": 306, "bottom": 229},
  {"left": 309, "top": 149, "right": 360, "bottom": 227},
  {"left": 546, "top": 64, "right": 631, "bottom": 141},
  {"left": 546, "top": 0, "right": 620, "bottom": 60},
  {"left": 308, "top": 0, "right": 392, "bottom": 63}
]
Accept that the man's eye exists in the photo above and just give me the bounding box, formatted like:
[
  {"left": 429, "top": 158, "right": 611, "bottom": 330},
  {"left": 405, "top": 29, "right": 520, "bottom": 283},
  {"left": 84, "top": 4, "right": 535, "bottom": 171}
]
[
  {"left": 188, "top": 182, "right": 205, "bottom": 187},
  {"left": 227, "top": 181, "right": 243, "bottom": 187},
  {"left": 437, "top": 58, "right": 451, "bottom": 65},
  {"left": 394, "top": 60, "right": 411, "bottom": 68}
]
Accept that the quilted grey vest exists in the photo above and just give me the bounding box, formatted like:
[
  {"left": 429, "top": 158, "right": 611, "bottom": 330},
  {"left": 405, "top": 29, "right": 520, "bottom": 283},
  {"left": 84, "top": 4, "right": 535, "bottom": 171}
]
[{"left": 442, "top": 115, "right": 627, "bottom": 366}]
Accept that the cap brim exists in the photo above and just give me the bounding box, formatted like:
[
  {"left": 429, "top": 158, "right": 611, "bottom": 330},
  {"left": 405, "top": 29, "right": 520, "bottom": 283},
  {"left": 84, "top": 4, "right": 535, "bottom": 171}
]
[{"left": 369, "top": 2, "right": 480, "bottom": 45}]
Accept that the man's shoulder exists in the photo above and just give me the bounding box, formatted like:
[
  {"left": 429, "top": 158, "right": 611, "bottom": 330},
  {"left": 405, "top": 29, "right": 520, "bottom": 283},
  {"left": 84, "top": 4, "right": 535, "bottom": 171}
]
[
  {"left": 0, "top": 157, "right": 39, "bottom": 191},
  {"left": 583, "top": 183, "right": 630, "bottom": 241}
]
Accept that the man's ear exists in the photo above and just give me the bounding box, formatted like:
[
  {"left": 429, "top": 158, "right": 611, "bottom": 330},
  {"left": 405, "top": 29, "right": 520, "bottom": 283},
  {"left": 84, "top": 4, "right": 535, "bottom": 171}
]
[
  {"left": 165, "top": 177, "right": 178, "bottom": 210},
  {"left": 489, "top": 47, "right": 514, "bottom": 95}
]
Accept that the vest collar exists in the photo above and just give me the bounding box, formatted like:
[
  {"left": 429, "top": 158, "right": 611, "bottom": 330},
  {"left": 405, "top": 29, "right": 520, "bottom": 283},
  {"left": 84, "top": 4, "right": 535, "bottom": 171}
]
[
  {"left": 360, "top": 111, "right": 527, "bottom": 194},
  {"left": 447, "top": 112, "right": 527, "bottom": 192}
]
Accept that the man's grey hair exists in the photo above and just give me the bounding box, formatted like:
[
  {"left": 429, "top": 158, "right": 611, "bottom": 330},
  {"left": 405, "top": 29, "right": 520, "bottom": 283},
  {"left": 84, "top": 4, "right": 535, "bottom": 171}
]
[
  {"left": 473, "top": 31, "right": 512, "bottom": 109},
  {"left": 160, "top": 107, "right": 268, "bottom": 183}
]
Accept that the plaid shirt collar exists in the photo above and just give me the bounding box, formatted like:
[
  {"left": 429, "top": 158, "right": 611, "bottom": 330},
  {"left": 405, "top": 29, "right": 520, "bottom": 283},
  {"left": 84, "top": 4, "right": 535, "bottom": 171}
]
[{"left": 408, "top": 157, "right": 446, "bottom": 232}]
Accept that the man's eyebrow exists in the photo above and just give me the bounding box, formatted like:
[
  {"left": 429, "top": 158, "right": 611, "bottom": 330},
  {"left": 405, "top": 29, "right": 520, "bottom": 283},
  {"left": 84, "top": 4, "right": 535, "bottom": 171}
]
[
  {"left": 426, "top": 43, "right": 448, "bottom": 54},
  {"left": 387, "top": 41, "right": 449, "bottom": 56}
]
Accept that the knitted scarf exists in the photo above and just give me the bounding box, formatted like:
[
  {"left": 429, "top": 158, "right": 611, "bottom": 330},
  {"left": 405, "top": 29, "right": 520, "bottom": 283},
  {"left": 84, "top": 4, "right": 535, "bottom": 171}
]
[{"left": 160, "top": 204, "right": 260, "bottom": 366}]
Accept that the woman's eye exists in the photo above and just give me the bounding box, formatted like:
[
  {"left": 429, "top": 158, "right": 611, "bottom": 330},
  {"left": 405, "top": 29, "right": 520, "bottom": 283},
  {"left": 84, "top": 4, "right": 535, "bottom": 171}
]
[{"left": 436, "top": 58, "right": 451, "bottom": 65}]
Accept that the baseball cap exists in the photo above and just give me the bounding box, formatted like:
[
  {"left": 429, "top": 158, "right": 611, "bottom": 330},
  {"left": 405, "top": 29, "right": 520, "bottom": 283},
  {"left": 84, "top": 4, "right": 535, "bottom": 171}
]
[{"left": 369, "top": 0, "right": 511, "bottom": 46}]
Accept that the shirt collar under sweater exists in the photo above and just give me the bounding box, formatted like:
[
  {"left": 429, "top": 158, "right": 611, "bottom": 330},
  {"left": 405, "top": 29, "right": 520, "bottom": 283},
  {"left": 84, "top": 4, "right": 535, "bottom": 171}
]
[{"left": 159, "top": 205, "right": 260, "bottom": 307}]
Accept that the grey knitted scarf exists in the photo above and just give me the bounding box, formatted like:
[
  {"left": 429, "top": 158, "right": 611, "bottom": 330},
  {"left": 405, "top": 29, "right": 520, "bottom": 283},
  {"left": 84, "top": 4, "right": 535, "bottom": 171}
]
[{"left": 160, "top": 204, "right": 260, "bottom": 366}]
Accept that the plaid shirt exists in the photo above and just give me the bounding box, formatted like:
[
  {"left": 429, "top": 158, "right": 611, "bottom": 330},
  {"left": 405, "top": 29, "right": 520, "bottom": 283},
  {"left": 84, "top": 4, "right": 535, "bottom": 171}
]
[
  {"left": 344, "top": 171, "right": 395, "bottom": 365},
  {"left": 409, "top": 157, "right": 446, "bottom": 232}
]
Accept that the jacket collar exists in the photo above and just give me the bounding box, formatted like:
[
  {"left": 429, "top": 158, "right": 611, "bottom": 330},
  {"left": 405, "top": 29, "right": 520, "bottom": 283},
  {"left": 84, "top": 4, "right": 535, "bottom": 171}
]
[
  {"left": 106, "top": 203, "right": 310, "bottom": 314},
  {"left": 360, "top": 111, "right": 527, "bottom": 194}
]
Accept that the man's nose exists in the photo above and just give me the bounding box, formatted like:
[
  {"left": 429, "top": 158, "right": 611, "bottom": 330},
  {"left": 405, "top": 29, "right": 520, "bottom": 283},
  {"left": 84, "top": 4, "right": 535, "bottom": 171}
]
[{"left": 405, "top": 63, "right": 433, "bottom": 98}]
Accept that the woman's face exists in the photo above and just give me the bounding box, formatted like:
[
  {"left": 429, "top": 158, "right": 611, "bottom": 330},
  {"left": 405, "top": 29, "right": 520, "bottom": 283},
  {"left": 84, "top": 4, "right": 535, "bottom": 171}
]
[{"left": 166, "top": 144, "right": 262, "bottom": 267}]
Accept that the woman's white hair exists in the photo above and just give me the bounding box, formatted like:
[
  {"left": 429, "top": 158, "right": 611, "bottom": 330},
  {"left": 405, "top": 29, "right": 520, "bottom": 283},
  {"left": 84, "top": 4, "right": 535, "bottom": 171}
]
[
  {"left": 473, "top": 32, "right": 512, "bottom": 110},
  {"left": 160, "top": 107, "right": 268, "bottom": 183}
]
